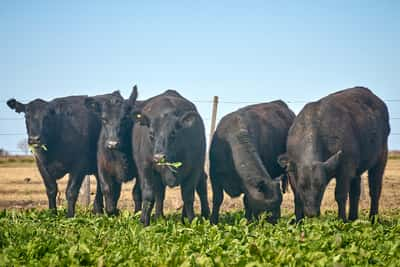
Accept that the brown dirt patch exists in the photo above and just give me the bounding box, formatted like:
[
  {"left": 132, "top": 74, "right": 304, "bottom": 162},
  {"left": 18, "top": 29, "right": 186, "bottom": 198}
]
[{"left": 0, "top": 159, "right": 399, "bottom": 215}]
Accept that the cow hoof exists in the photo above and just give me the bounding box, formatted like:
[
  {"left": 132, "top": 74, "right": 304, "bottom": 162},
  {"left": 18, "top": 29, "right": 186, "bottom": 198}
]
[
  {"left": 92, "top": 208, "right": 104, "bottom": 215},
  {"left": 47, "top": 209, "right": 57, "bottom": 217},
  {"left": 201, "top": 210, "right": 210, "bottom": 219},
  {"left": 370, "top": 215, "right": 380, "bottom": 224},
  {"left": 348, "top": 215, "right": 358, "bottom": 222},
  {"left": 210, "top": 216, "right": 218, "bottom": 225},
  {"left": 154, "top": 214, "right": 165, "bottom": 221},
  {"left": 267, "top": 217, "right": 278, "bottom": 225},
  {"left": 140, "top": 219, "right": 150, "bottom": 227},
  {"left": 106, "top": 209, "right": 120, "bottom": 217}
]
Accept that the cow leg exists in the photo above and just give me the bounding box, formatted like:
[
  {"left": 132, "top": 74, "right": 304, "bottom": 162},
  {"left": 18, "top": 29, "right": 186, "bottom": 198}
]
[
  {"left": 268, "top": 206, "right": 280, "bottom": 225},
  {"left": 98, "top": 172, "right": 117, "bottom": 216},
  {"left": 37, "top": 164, "right": 58, "bottom": 214},
  {"left": 348, "top": 176, "right": 361, "bottom": 221},
  {"left": 196, "top": 172, "right": 210, "bottom": 219},
  {"left": 210, "top": 177, "right": 224, "bottom": 224},
  {"left": 112, "top": 180, "right": 122, "bottom": 215},
  {"left": 182, "top": 204, "right": 187, "bottom": 219},
  {"left": 335, "top": 175, "right": 351, "bottom": 222},
  {"left": 93, "top": 175, "right": 104, "bottom": 214},
  {"left": 132, "top": 179, "right": 142, "bottom": 213},
  {"left": 140, "top": 170, "right": 155, "bottom": 226},
  {"left": 243, "top": 194, "right": 253, "bottom": 222},
  {"left": 43, "top": 178, "right": 58, "bottom": 214},
  {"left": 154, "top": 182, "right": 165, "bottom": 220},
  {"left": 294, "top": 194, "right": 304, "bottom": 222},
  {"left": 66, "top": 172, "right": 85, "bottom": 218},
  {"left": 141, "top": 186, "right": 155, "bottom": 226},
  {"left": 368, "top": 149, "right": 387, "bottom": 221},
  {"left": 181, "top": 181, "right": 196, "bottom": 223}
]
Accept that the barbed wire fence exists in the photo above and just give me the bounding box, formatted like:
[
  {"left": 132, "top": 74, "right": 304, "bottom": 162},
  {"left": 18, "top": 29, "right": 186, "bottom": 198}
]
[{"left": 1, "top": 98, "right": 400, "bottom": 141}]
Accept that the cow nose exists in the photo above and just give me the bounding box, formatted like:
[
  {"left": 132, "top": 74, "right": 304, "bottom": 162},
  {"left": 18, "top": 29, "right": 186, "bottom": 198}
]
[
  {"left": 304, "top": 207, "right": 320, "bottom": 218},
  {"left": 28, "top": 136, "right": 40, "bottom": 144},
  {"left": 153, "top": 153, "right": 166, "bottom": 163},
  {"left": 107, "top": 141, "right": 119, "bottom": 149}
]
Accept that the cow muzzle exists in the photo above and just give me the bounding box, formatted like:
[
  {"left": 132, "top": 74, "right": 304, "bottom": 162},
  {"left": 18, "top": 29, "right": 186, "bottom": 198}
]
[
  {"left": 153, "top": 153, "right": 166, "bottom": 163},
  {"left": 28, "top": 135, "right": 41, "bottom": 145},
  {"left": 304, "top": 207, "right": 320, "bottom": 218},
  {"left": 107, "top": 140, "right": 120, "bottom": 150}
]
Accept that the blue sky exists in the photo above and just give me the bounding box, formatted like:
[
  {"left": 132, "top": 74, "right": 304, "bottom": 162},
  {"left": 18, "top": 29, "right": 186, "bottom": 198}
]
[{"left": 1, "top": 0, "right": 399, "bottom": 154}]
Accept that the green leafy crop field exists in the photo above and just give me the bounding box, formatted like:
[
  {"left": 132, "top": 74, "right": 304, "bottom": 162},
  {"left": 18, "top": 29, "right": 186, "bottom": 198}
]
[{"left": 1, "top": 209, "right": 399, "bottom": 266}]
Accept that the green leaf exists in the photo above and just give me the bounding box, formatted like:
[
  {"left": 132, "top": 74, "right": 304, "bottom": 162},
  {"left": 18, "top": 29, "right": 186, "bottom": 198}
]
[
  {"left": 156, "top": 161, "right": 183, "bottom": 169},
  {"left": 28, "top": 144, "right": 47, "bottom": 154}
]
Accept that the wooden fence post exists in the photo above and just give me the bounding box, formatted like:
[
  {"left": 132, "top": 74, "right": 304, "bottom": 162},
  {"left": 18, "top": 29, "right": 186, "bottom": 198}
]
[
  {"left": 80, "top": 175, "right": 91, "bottom": 207},
  {"left": 360, "top": 176, "right": 367, "bottom": 200},
  {"left": 205, "top": 96, "right": 219, "bottom": 173}
]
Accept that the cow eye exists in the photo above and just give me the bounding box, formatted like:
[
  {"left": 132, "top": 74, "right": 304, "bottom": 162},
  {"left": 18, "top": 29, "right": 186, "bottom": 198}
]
[
  {"left": 123, "top": 116, "right": 131, "bottom": 123},
  {"left": 149, "top": 131, "right": 154, "bottom": 141}
]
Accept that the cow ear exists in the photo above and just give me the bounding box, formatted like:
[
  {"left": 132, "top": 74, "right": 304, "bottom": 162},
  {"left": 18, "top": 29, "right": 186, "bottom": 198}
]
[
  {"left": 84, "top": 97, "right": 101, "bottom": 114},
  {"left": 277, "top": 153, "right": 289, "bottom": 169},
  {"left": 48, "top": 107, "right": 56, "bottom": 115},
  {"left": 178, "top": 111, "right": 197, "bottom": 128},
  {"left": 132, "top": 111, "right": 150, "bottom": 127},
  {"left": 256, "top": 180, "right": 275, "bottom": 197},
  {"left": 112, "top": 90, "right": 121, "bottom": 96},
  {"left": 128, "top": 85, "right": 138, "bottom": 106},
  {"left": 7, "top": 99, "right": 25, "bottom": 113},
  {"left": 278, "top": 173, "right": 289, "bottom": 193},
  {"left": 323, "top": 150, "right": 342, "bottom": 176}
]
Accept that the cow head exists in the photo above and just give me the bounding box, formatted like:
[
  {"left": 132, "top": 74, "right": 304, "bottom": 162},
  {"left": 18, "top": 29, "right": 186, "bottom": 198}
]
[
  {"left": 85, "top": 86, "right": 138, "bottom": 151},
  {"left": 278, "top": 150, "right": 342, "bottom": 219},
  {"left": 133, "top": 109, "right": 198, "bottom": 186},
  {"left": 7, "top": 98, "right": 58, "bottom": 149}
]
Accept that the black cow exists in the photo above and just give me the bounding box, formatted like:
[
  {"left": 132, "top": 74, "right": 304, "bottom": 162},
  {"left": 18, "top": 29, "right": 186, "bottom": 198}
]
[
  {"left": 209, "top": 101, "right": 295, "bottom": 224},
  {"left": 132, "top": 90, "right": 210, "bottom": 226},
  {"left": 278, "top": 87, "right": 390, "bottom": 222},
  {"left": 7, "top": 96, "right": 104, "bottom": 217},
  {"left": 84, "top": 87, "right": 140, "bottom": 215}
]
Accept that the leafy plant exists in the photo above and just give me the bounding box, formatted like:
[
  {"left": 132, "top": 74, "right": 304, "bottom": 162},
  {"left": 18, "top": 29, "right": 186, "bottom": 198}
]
[
  {"left": 156, "top": 157, "right": 183, "bottom": 172},
  {"left": 0, "top": 209, "right": 399, "bottom": 266},
  {"left": 28, "top": 144, "right": 48, "bottom": 154}
]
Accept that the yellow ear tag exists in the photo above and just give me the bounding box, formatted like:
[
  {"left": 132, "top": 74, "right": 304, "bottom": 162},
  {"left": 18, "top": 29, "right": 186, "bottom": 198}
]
[{"left": 136, "top": 114, "right": 142, "bottom": 119}]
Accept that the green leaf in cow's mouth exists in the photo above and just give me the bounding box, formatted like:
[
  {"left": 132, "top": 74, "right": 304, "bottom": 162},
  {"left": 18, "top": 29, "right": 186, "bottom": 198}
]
[
  {"left": 28, "top": 144, "right": 47, "bottom": 154},
  {"left": 156, "top": 158, "right": 183, "bottom": 169},
  {"left": 155, "top": 158, "right": 182, "bottom": 174}
]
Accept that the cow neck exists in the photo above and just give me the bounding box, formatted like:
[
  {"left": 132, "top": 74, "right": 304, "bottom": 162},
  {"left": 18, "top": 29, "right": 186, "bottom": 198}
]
[
  {"left": 228, "top": 117, "right": 274, "bottom": 184},
  {"left": 226, "top": 127, "right": 278, "bottom": 207},
  {"left": 44, "top": 113, "right": 68, "bottom": 156},
  {"left": 100, "top": 132, "right": 133, "bottom": 178}
]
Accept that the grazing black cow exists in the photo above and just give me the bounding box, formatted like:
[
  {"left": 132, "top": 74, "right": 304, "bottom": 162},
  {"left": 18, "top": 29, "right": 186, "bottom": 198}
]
[
  {"left": 7, "top": 96, "right": 104, "bottom": 217},
  {"left": 278, "top": 87, "right": 390, "bottom": 222},
  {"left": 84, "top": 87, "right": 140, "bottom": 215},
  {"left": 132, "top": 90, "right": 210, "bottom": 226},
  {"left": 209, "top": 101, "right": 295, "bottom": 224}
]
